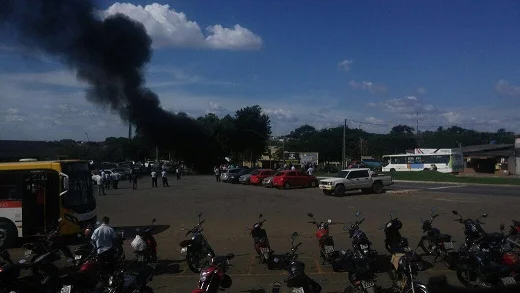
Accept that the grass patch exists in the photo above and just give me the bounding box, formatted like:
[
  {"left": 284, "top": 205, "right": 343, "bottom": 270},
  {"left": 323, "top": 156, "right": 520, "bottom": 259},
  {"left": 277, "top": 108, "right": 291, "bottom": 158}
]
[{"left": 388, "top": 171, "right": 520, "bottom": 185}]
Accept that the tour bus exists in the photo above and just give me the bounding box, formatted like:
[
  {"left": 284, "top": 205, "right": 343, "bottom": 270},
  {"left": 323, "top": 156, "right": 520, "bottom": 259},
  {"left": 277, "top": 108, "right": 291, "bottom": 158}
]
[
  {"left": 0, "top": 160, "right": 96, "bottom": 247},
  {"left": 382, "top": 148, "right": 464, "bottom": 174}
]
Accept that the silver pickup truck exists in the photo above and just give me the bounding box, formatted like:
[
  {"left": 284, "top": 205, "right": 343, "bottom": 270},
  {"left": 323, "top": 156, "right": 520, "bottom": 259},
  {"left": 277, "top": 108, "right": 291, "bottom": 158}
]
[{"left": 318, "top": 168, "right": 393, "bottom": 196}]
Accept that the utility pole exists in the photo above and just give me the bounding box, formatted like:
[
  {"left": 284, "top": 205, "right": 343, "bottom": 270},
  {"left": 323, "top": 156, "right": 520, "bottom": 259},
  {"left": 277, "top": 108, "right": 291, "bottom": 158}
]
[{"left": 342, "top": 119, "right": 346, "bottom": 169}]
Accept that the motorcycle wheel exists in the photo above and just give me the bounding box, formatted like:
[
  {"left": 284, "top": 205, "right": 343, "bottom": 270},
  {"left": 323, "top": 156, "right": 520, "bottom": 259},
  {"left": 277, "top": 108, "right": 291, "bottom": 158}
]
[
  {"left": 419, "top": 238, "right": 435, "bottom": 255},
  {"left": 456, "top": 265, "right": 475, "bottom": 288},
  {"left": 404, "top": 285, "right": 427, "bottom": 293},
  {"left": 186, "top": 252, "right": 202, "bottom": 273}
]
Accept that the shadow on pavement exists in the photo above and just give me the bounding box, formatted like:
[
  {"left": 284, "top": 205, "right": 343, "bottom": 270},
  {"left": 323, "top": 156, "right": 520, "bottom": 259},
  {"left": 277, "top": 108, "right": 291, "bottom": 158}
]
[{"left": 113, "top": 224, "right": 170, "bottom": 239}]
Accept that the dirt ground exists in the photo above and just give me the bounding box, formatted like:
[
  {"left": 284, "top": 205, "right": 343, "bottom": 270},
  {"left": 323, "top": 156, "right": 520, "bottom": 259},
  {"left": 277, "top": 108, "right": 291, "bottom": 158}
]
[{"left": 8, "top": 175, "right": 520, "bottom": 292}]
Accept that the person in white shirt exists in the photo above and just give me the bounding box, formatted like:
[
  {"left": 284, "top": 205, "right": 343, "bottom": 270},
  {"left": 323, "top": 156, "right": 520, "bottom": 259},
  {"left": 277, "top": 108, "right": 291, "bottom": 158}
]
[
  {"left": 307, "top": 166, "right": 315, "bottom": 176},
  {"left": 161, "top": 170, "right": 169, "bottom": 187},
  {"left": 91, "top": 216, "right": 116, "bottom": 267},
  {"left": 95, "top": 174, "right": 106, "bottom": 196},
  {"left": 151, "top": 170, "right": 158, "bottom": 187},
  {"left": 291, "top": 165, "right": 296, "bottom": 171}
]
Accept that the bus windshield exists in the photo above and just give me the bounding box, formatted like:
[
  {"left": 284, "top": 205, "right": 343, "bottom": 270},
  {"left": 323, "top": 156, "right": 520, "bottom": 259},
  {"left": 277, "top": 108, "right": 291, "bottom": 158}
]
[{"left": 63, "top": 172, "right": 94, "bottom": 209}]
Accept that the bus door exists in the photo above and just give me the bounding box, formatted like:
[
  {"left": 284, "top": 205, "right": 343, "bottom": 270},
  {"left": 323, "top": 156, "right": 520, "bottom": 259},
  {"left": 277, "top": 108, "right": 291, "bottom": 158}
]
[{"left": 22, "top": 171, "right": 60, "bottom": 235}]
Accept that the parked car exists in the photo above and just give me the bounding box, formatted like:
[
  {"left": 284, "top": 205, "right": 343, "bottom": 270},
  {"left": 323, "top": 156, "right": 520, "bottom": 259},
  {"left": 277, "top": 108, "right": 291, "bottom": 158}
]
[
  {"left": 272, "top": 170, "right": 318, "bottom": 189},
  {"left": 113, "top": 167, "right": 130, "bottom": 180},
  {"left": 229, "top": 169, "right": 254, "bottom": 184},
  {"left": 221, "top": 168, "right": 243, "bottom": 182},
  {"left": 318, "top": 168, "right": 393, "bottom": 196},
  {"left": 249, "top": 169, "right": 275, "bottom": 185},
  {"left": 261, "top": 176, "right": 274, "bottom": 188},
  {"left": 104, "top": 169, "right": 122, "bottom": 181},
  {"left": 239, "top": 171, "right": 254, "bottom": 184}
]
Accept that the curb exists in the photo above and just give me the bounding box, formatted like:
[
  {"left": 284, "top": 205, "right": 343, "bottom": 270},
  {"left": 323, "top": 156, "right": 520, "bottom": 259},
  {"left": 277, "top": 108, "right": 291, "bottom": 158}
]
[{"left": 393, "top": 180, "right": 520, "bottom": 187}]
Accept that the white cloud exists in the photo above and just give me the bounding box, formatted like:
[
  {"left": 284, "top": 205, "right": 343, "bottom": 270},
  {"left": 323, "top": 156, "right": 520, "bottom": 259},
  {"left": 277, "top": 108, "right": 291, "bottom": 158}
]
[
  {"left": 494, "top": 79, "right": 520, "bottom": 98},
  {"left": 337, "top": 59, "right": 353, "bottom": 72},
  {"left": 349, "top": 80, "right": 387, "bottom": 94},
  {"left": 100, "top": 3, "right": 262, "bottom": 50},
  {"left": 0, "top": 70, "right": 83, "bottom": 87},
  {"left": 382, "top": 96, "right": 436, "bottom": 116},
  {"left": 262, "top": 108, "right": 298, "bottom": 122}
]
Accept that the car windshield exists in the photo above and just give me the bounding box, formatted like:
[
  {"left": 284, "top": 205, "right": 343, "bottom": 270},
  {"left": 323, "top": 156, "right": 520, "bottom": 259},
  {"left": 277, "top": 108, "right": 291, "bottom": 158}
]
[
  {"left": 114, "top": 168, "right": 126, "bottom": 173},
  {"left": 335, "top": 171, "right": 349, "bottom": 178},
  {"left": 251, "top": 170, "right": 260, "bottom": 175}
]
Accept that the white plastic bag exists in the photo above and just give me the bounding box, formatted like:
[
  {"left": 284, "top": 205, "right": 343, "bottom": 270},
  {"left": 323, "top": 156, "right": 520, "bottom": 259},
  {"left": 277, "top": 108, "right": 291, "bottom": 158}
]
[{"left": 131, "top": 235, "right": 146, "bottom": 252}]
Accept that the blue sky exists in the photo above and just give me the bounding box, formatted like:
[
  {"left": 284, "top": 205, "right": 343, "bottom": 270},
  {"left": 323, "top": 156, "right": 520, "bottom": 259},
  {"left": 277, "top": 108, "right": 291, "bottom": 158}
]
[{"left": 1, "top": 0, "right": 520, "bottom": 141}]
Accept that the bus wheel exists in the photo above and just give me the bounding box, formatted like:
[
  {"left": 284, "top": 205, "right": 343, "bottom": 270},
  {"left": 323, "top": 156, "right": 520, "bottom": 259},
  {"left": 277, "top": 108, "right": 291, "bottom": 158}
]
[{"left": 0, "top": 220, "right": 17, "bottom": 248}]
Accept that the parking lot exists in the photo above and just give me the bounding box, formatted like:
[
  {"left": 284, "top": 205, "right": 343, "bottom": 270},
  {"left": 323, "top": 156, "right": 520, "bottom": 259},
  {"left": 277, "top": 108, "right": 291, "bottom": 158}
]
[{"left": 10, "top": 175, "right": 520, "bottom": 292}]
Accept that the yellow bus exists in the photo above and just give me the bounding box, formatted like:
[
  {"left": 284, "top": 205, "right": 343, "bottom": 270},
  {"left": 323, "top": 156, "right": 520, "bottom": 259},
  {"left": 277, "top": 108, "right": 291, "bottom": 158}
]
[{"left": 0, "top": 160, "right": 96, "bottom": 247}]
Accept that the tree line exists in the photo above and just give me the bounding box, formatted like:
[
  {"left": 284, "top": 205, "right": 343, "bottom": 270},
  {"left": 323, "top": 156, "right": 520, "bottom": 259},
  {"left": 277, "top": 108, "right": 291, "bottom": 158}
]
[{"left": 44, "top": 105, "right": 517, "bottom": 170}]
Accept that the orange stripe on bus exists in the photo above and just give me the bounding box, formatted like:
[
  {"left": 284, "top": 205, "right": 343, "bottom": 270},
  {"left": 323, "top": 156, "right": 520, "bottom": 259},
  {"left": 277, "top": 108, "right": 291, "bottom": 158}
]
[{"left": 0, "top": 201, "right": 22, "bottom": 208}]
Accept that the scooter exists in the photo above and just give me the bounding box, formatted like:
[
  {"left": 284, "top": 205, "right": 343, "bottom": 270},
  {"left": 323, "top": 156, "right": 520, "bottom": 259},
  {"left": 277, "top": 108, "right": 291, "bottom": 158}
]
[
  {"left": 131, "top": 218, "right": 158, "bottom": 263},
  {"left": 247, "top": 213, "right": 273, "bottom": 264},
  {"left": 180, "top": 213, "right": 216, "bottom": 273},
  {"left": 191, "top": 254, "right": 234, "bottom": 293}
]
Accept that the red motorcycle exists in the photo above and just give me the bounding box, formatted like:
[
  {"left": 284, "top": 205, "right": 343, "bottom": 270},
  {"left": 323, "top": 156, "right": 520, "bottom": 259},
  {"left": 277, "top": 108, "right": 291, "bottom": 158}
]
[
  {"left": 131, "top": 218, "right": 158, "bottom": 263},
  {"left": 307, "top": 213, "right": 337, "bottom": 265},
  {"left": 247, "top": 213, "right": 273, "bottom": 264},
  {"left": 191, "top": 253, "right": 234, "bottom": 293}
]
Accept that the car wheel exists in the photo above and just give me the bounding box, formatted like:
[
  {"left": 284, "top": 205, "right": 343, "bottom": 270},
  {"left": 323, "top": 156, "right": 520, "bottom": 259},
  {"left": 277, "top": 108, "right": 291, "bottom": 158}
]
[
  {"left": 310, "top": 181, "right": 317, "bottom": 188},
  {"left": 334, "top": 184, "right": 345, "bottom": 196},
  {"left": 284, "top": 182, "right": 291, "bottom": 189}
]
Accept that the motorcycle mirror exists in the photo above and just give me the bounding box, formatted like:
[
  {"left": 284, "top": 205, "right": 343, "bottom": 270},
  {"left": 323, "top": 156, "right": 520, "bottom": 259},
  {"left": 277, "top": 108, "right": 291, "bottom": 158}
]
[
  {"left": 291, "top": 232, "right": 299, "bottom": 239},
  {"left": 451, "top": 210, "right": 458, "bottom": 215},
  {"left": 420, "top": 218, "right": 424, "bottom": 223},
  {"left": 152, "top": 218, "right": 157, "bottom": 224},
  {"left": 226, "top": 253, "right": 235, "bottom": 260},
  {"left": 481, "top": 213, "right": 488, "bottom": 218},
  {"left": 259, "top": 213, "right": 263, "bottom": 218},
  {"left": 500, "top": 223, "right": 505, "bottom": 231},
  {"left": 389, "top": 211, "right": 395, "bottom": 218},
  {"left": 343, "top": 226, "right": 349, "bottom": 231},
  {"left": 327, "top": 219, "right": 332, "bottom": 224},
  {"left": 307, "top": 213, "right": 314, "bottom": 218},
  {"left": 355, "top": 211, "right": 361, "bottom": 217},
  {"left": 197, "top": 212, "right": 203, "bottom": 218}
]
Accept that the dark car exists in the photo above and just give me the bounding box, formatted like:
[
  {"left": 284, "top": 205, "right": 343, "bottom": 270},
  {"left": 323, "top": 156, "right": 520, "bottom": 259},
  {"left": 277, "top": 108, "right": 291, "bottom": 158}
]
[{"left": 229, "top": 168, "right": 254, "bottom": 184}]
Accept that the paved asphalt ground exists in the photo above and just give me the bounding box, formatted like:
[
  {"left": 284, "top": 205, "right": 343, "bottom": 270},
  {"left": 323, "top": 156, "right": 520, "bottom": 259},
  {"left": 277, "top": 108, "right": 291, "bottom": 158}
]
[
  {"left": 388, "top": 181, "right": 520, "bottom": 197},
  {"left": 8, "top": 176, "right": 520, "bottom": 292}
]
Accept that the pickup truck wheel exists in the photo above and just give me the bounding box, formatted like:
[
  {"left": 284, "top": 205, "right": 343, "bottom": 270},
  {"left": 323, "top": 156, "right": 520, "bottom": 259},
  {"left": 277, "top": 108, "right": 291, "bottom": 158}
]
[
  {"left": 372, "top": 182, "right": 384, "bottom": 194},
  {"left": 334, "top": 184, "right": 345, "bottom": 196},
  {"left": 390, "top": 168, "right": 396, "bottom": 172}
]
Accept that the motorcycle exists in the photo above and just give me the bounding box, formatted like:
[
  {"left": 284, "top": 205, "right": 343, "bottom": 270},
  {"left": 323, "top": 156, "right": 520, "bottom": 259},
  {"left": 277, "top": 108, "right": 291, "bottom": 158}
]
[
  {"left": 344, "top": 249, "right": 379, "bottom": 293},
  {"left": 418, "top": 207, "right": 456, "bottom": 269},
  {"left": 344, "top": 211, "right": 377, "bottom": 260},
  {"left": 271, "top": 232, "right": 322, "bottom": 293},
  {"left": 131, "top": 218, "right": 158, "bottom": 263},
  {"left": 191, "top": 253, "right": 234, "bottom": 293},
  {"left": 382, "top": 211, "right": 428, "bottom": 293},
  {"left": 104, "top": 262, "right": 156, "bottom": 293},
  {"left": 451, "top": 210, "right": 503, "bottom": 254},
  {"left": 179, "top": 213, "right": 215, "bottom": 273},
  {"left": 21, "top": 218, "right": 73, "bottom": 283},
  {"left": 0, "top": 260, "right": 57, "bottom": 293},
  {"left": 506, "top": 220, "right": 520, "bottom": 251},
  {"left": 306, "top": 212, "right": 338, "bottom": 265},
  {"left": 247, "top": 213, "right": 273, "bottom": 264}
]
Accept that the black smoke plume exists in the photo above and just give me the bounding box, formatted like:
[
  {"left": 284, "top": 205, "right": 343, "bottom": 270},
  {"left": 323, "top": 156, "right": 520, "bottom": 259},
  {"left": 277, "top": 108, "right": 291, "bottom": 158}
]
[{"left": 0, "top": 0, "right": 217, "bottom": 168}]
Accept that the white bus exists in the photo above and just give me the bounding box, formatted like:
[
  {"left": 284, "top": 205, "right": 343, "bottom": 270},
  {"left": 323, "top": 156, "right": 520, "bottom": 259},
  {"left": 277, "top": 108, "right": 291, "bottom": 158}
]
[{"left": 382, "top": 148, "right": 464, "bottom": 174}]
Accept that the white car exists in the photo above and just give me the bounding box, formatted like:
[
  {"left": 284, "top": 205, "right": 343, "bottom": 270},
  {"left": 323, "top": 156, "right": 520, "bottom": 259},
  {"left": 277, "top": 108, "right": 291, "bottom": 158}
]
[{"left": 104, "top": 169, "right": 122, "bottom": 181}]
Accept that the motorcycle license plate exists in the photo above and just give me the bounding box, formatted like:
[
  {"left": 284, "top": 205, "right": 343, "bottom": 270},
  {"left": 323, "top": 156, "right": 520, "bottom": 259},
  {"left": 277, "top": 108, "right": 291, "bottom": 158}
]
[
  {"left": 502, "top": 276, "right": 516, "bottom": 286},
  {"left": 324, "top": 245, "right": 334, "bottom": 254},
  {"left": 361, "top": 280, "right": 375, "bottom": 288},
  {"left": 60, "top": 285, "right": 72, "bottom": 293},
  {"left": 443, "top": 242, "right": 454, "bottom": 250},
  {"left": 24, "top": 250, "right": 32, "bottom": 257},
  {"left": 260, "top": 247, "right": 270, "bottom": 254},
  {"left": 292, "top": 288, "right": 305, "bottom": 293},
  {"left": 180, "top": 247, "right": 188, "bottom": 255},
  {"left": 360, "top": 244, "right": 369, "bottom": 250},
  {"left": 74, "top": 255, "right": 82, "bottom": 260}
]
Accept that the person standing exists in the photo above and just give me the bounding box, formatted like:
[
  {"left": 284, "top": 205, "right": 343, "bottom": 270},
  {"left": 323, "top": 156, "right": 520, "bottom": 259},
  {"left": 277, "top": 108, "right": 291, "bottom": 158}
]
[
  {"left": 306, "top": 165, "right": 315, "bottom": 176},
  {"left": 151, "top": 170, "right": 158, "bottom": 187},
  {"left": 91, "top": 216, "right": 116, "bottom": 271},
  {"left": 214, "top": 165, "right": 221, "bottom": 182},
  {"left": 161, "top": 170, "right": 169, "bottom": 187},
  {"left": 96, "top": 174, "right": 106, "bottom": 195},
  {"left": 132, "top": 172, "right": 138, "bottom": 190},
  {"left": 129, "top": 169, "right": 134, "bottom": 183},
  {"left": 175, "top": 166, "right": 181, "bottom": 180}
]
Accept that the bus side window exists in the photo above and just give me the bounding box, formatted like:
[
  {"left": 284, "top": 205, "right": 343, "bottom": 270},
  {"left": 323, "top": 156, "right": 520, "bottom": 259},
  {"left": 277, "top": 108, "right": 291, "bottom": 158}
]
[{"left": 0, "top": 173, "right": 21, "bottom": 200}]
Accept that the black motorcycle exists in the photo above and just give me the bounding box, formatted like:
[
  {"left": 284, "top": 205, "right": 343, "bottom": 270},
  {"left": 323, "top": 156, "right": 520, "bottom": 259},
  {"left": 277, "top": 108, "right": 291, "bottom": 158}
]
[
  {"left": 344, "top": 249, "right": 379, "bottom": 293},
  {"left": 382, "top": 211, "right": 428, "bottom": 293},
  {"left": 179, "top": 213, "right": 215, "bottom": 273},
  {"left": 344, "top": 211, "right": 377, "bottom": 260},
  {"left": 270, "top": 232, "right": 322, "bottom": 293},
  {"left": 418, "top": 207, "right": 456, "bottom": 269},
  {"left": 105, "top": 262, "right": 156, "bottom": 293},
  {"left": 0, "top": 260, "right": 58, "bottom": 293},
  {"left": 247, "top": 213, "right": 273, "bottom": 264}
]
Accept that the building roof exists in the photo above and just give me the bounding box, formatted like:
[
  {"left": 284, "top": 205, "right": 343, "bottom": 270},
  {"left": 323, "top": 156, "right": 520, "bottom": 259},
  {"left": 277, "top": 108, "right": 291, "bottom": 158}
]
[
  {"left": 0, "top": 140, "right": 55, "bottom": 161},
  {"left": 460, "top": 144, "right": 514, "bottom": 154}
]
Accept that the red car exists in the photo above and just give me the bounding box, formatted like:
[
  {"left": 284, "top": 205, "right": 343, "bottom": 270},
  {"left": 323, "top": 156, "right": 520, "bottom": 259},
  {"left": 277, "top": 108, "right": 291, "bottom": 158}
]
[
  {"left": 272, "top": 170, "right": 318, "bottom": 189},
  {"left": 249, "top": 169, "right": 275, "bottom": 185}
]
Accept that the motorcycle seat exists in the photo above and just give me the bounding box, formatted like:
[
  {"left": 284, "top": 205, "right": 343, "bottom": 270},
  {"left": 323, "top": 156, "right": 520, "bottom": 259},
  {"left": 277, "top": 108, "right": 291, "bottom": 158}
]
[{"left": 391, "top": 253, "right": 405, "bottom": 270}]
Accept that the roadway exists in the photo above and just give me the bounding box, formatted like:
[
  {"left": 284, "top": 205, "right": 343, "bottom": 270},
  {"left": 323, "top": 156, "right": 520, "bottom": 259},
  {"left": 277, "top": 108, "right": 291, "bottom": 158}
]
[
  {"left": 388, "top": 181, "right": 520, "bottom": 197},
  {"left": 7, "top": 175, "right": 520, "bottom": 292}
]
